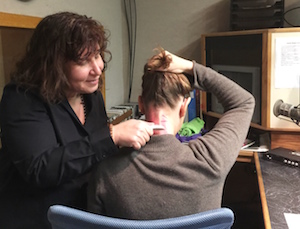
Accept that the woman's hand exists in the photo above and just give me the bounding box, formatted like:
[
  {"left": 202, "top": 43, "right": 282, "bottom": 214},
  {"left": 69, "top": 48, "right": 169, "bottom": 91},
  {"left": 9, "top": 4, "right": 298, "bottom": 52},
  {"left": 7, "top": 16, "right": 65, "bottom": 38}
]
[
  {"left": 159, "top": 51, "right": 194, "bottom": 75},
  {"left": 111, "top": 119, "right": 154, "bottom": 150}
]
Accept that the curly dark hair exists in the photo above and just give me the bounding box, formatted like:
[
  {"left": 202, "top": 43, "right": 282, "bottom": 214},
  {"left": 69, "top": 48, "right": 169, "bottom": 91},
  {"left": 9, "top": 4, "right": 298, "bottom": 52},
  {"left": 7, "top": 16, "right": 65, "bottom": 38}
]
[
  {"left": 11, "top": 11, "right": 111, "bottom": 103},
  {"left": 141, "top": 49, "right": 191, "bottom": 109}
]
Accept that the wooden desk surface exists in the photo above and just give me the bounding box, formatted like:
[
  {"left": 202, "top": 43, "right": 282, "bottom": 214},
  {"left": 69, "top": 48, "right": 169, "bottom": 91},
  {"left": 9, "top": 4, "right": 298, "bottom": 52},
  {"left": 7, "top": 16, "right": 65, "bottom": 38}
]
[{"left": 255, "top": 153, "right": 300, "bottom": 229}]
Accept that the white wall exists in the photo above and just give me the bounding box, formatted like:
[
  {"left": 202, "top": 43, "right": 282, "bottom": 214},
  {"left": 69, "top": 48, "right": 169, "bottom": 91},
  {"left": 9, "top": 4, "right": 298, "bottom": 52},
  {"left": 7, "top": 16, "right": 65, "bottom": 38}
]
[
  {"left": 129, "top": 0, "right": 300, "bottom": 103},
  {"left": 0, "top": 0, "right": 231, "bottom": 108},
  {"left": 1, "top": 0, "right": 299, "bottom": 108},
  {"left": 130, "top": 0, "right": 230, "bottom": 102}
]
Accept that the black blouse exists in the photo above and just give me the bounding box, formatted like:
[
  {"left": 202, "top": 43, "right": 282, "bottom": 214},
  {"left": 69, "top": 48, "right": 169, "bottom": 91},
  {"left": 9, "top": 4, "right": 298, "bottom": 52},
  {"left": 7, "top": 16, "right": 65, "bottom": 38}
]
[{"left": 0, "top": 83, "right": 118, "bottom": 228}]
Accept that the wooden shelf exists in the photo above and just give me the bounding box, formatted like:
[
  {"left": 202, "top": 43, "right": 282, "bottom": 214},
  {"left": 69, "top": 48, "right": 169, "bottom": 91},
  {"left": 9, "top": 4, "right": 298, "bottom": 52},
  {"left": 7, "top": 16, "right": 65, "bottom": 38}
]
[
  {"left": 110, "top": 110, "right": 132, "bottom": 125},
  {"left": 201, "top": 28, "right": 300, "bottom": 130},
  {"left": 201, "top": 28, "right": 300, "bottom": 152},
  {"left": 237, "top": 150, "right": 254, "bottom": 163},
  {"left": 0, "top": 12, "right": 41, "bottom": 29}
]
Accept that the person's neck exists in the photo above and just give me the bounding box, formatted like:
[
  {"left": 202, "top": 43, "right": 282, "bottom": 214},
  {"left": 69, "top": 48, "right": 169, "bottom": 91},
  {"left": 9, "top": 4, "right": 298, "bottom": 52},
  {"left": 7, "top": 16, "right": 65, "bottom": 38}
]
[
  {"left": 66, "top": 93, "right": 86, "bottom": 124},
  {"left": 145, "top": 109, "right": 178, "bottom": 136},
  {"left": 66, "top": 93, "right": 81, "bottom": 107}
]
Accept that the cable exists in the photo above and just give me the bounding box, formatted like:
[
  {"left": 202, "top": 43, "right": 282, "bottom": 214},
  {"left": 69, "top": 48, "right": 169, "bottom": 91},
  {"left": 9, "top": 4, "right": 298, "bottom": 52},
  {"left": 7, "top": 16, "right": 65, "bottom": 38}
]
[
  {"left": 124, "top": 0, "right": 137, "bottom": 103},
  {"left": 283, "top": 6, "right": 300, "bottom": 27}
]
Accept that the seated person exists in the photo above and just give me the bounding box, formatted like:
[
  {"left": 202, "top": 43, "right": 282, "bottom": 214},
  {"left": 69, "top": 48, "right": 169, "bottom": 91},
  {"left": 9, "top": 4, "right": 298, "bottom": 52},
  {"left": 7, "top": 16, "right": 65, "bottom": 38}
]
[{"left": 87, "top": 49, "right": 255, "bottom": 219}]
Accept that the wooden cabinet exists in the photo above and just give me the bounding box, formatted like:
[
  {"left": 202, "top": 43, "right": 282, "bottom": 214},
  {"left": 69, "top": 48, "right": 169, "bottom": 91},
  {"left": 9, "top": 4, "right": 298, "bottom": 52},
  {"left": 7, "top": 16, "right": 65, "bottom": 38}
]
[
  {"left": 0, "top": 12, "right": 41, "bottom": 99},
  {"left": 200, "top": 28, "right": 300, "bottom": 151}
]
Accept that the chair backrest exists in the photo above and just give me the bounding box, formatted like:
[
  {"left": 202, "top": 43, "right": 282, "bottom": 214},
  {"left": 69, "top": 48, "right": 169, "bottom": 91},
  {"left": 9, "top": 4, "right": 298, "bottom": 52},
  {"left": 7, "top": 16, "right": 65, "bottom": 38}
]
[{"left": 47, "top": 205, "right": 234, "bottom": 229}]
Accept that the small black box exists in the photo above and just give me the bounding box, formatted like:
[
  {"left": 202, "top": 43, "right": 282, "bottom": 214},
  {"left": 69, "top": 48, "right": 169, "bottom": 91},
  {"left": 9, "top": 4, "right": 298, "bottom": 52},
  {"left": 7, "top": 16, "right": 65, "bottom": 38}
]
[{"left": 264, "top": 147, "right": 300, "bottom": 168}]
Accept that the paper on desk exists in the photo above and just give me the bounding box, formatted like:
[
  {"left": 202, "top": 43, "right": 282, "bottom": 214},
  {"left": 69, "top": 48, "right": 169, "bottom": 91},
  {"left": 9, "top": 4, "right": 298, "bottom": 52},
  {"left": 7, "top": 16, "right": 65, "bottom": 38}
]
[{"left": 284, "top": 213, "right": 300, "bottom": 229}]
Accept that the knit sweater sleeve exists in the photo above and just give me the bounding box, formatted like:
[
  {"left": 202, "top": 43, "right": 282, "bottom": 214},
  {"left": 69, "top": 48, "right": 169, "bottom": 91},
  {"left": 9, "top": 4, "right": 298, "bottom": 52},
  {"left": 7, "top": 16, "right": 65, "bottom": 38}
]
[{"left": 188, "top": 62, "right": 255, "bottom": 174}]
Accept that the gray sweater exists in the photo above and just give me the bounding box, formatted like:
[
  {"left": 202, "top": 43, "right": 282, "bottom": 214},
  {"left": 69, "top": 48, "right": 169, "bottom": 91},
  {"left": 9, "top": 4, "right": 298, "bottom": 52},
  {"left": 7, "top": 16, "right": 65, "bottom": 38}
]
[{"left": 87, "top": 62, "right": 255, "bottom": 219}]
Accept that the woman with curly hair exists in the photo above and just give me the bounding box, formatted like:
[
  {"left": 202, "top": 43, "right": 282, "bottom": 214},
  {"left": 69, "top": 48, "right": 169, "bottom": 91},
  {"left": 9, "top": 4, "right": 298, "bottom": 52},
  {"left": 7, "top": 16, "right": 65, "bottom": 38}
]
[{"left": 0, "top": 12, "right": 153, "bottom": 228}]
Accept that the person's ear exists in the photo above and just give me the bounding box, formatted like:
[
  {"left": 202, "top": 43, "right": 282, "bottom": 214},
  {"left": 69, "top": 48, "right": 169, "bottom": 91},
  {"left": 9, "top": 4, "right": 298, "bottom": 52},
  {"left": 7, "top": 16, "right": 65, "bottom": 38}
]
[
  {"left": 179, "top": 97, "right": 191, "bottom": 118},
  {"left": 138, "top": 96, "right": 145, "bottom": 114}
]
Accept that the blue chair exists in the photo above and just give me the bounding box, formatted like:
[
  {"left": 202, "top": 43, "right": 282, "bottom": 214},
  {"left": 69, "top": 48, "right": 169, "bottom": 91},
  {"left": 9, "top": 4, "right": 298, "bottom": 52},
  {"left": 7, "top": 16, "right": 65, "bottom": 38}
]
[{"left": 47, "top": 205, "right": 234, "bottom": 229}]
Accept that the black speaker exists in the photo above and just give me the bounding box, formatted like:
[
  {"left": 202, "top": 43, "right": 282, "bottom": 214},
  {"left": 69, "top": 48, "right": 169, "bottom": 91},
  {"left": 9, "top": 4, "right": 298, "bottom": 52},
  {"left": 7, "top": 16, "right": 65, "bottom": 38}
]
[{"left": 230, "top": 0, "right": 285, "bottom": 30}]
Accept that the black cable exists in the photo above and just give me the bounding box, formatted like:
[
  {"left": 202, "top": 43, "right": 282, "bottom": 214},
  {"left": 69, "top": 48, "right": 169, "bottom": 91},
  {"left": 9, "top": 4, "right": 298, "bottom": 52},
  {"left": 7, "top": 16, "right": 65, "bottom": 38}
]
[
  {"left": 124, "top": 0, "right": 131, "bottom": 102},
  {"left": 124, "top": 0, "right": 137, "bottom": 103},
  {"left": 130, "top": 1, "right": 137, "bottom": 103},
  {"left": 283, "top": 6, "right": 300, "bottom": 27}
]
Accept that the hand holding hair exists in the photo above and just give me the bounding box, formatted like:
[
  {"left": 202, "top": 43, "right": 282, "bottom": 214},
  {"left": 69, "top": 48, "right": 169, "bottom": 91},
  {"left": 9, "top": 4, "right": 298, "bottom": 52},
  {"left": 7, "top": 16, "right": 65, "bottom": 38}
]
[{"left": 157, "top": 50, "right": 194, "bottom": 75}]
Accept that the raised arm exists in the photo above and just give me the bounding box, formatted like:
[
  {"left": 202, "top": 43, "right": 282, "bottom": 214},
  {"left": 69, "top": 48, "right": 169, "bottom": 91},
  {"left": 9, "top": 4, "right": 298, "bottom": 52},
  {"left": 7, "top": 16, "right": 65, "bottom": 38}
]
[{"left": 160, "top": 51, "right": 255, "bottom": 171}]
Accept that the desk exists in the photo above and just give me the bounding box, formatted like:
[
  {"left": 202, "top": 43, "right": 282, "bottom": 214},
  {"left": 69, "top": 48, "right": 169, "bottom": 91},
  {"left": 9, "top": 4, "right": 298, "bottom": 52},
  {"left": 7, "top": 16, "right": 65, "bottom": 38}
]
[{"left": 255, "top": 152, "right": 300, "bottom": 229}]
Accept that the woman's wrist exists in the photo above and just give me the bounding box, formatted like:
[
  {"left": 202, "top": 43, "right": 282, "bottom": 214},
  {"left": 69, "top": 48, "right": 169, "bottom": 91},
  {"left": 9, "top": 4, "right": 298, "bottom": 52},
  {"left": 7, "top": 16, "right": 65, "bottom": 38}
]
[
  {"left": 109, "top": 124, "right": 115, "bottom": 143},
  {"left": 183, "top": 59, "right": 194, "bottom": 75}
]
